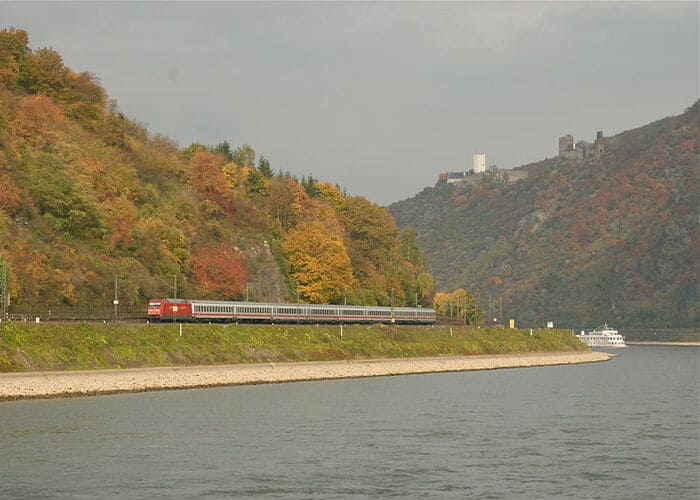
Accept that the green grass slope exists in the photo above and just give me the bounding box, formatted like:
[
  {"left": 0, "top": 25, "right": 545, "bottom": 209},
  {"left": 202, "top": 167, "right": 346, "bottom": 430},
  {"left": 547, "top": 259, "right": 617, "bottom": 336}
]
[{"left": 0, "top": 323, "right": 586, "bottom": 372}]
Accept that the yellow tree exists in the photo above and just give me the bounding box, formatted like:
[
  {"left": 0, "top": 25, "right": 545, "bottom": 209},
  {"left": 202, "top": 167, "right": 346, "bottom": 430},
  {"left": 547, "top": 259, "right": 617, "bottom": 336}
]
[
  {"left": 283, "top": 221, "right": 354, "bottom": 303},
  {"left": 433, "top": 288, "right": 483, "bottom": 324},
  {"left": 314, "top": 181, "right": 343, "bottom": 208},
  {"left": 433, "top": 292, "right": 452, "bottom": 317}
]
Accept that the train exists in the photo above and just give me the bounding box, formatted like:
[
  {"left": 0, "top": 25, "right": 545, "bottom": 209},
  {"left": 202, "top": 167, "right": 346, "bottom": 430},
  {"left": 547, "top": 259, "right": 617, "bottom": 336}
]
[{"left": 147, "top": 298, "right": 436, "bottom": 325}]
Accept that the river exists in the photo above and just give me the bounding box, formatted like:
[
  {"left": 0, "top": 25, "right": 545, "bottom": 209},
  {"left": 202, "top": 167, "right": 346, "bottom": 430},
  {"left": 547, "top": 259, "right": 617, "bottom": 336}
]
[{"left": 1, "top": 346, "right": 698, "bottom": 498}]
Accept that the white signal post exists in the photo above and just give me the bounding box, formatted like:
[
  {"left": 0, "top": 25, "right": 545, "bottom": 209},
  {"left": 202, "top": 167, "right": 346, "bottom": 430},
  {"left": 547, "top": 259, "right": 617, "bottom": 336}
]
[{"left": 113, "top": 275, "right": 120, "bottom": 322}]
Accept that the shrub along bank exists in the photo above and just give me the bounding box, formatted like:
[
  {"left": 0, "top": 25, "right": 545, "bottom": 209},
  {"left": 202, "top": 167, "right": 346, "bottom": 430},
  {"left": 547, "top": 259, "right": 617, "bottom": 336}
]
[{"left": 0, "top": 323, "right": 587, "bottom": 372}]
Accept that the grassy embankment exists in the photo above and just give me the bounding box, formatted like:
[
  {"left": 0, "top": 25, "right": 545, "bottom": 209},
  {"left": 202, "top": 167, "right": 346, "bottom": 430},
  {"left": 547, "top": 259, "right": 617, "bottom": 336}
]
[{"left": 0, "top": 323, "right": 587, "bottom": 372}]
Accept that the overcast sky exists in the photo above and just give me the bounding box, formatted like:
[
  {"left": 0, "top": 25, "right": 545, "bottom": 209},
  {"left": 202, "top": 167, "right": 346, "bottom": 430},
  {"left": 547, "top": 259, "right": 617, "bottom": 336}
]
[{"left": 2, "top": 2, "right": 698, "bottom": 204}]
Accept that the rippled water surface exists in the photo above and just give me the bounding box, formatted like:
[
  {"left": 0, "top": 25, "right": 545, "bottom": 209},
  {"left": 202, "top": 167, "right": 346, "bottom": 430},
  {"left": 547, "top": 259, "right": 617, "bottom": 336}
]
[{"left": 1, "top": 346, "right": 698, "bottom": 498}]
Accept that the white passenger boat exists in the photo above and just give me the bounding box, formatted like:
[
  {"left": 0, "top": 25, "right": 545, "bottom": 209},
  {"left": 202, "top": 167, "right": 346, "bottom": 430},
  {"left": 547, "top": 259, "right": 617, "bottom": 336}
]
[{"left": 576, "top": 323, "right": 627, "bottom": 347}]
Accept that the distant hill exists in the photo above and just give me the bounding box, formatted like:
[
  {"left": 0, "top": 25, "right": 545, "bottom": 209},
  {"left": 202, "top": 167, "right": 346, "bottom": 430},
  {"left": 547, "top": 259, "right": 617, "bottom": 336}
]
[
  {"left": 389, "top": 102, "right": 699, "bottom": 328},
  {"left": 0, "top": 29, "right": 432, "bottom": 314}
]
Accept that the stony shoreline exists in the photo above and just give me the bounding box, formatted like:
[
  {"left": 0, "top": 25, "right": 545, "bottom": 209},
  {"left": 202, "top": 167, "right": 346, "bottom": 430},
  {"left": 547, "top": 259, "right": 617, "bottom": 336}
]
[
  {"left": 0, "top": 351, "right": 611, "bottom": 401},
  {"left": 626, "top": 341, "right": 699, "bottom": 346}
]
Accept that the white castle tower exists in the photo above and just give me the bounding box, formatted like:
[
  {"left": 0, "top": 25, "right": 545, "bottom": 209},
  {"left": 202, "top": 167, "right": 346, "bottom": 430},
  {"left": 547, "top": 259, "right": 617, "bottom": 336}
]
[{"left": 473, "top": 152, "right": 486, "bottom": 173}]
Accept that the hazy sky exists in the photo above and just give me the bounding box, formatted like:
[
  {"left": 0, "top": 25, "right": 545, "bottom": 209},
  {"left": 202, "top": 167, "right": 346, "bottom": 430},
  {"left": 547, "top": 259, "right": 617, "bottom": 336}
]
[{"left": 2, "top": 2, "right": 698, "bottom": 204}]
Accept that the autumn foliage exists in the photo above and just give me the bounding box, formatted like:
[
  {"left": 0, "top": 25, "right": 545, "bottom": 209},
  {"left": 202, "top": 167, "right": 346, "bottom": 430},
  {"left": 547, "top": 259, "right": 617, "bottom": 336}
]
[
  {"left": 191, "top": 246, "right": 249, "bottom": 299},
  {"left": 433, "top": 289, "right": 484, "bottom": 325},
  {"left": 0, "top": 28, "right": 435, "bottom": 312},
  {"left": 283, "top": 222, "right": 354, "bottom": 303}
]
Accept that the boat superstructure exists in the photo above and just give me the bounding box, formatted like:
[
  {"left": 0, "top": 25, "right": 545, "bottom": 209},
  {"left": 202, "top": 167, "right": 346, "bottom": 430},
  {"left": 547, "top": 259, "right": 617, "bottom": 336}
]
[{"left": 576, "top": 323, "right": 627, "bottom": 347}]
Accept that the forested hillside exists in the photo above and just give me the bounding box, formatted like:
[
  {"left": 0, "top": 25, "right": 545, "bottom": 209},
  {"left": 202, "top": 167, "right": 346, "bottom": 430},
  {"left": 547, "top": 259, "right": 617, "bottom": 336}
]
[
  {"left": 0, "top": 29, "right": 434, "bottom": 313},
  {"left": 390, "top": 103, "right": 699, "bottom": 327}
]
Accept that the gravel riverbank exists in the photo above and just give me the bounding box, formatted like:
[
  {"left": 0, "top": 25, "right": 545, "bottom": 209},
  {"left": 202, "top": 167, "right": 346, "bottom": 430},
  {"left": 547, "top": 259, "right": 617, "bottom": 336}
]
[{"left": 0, "top": 351, "right": 611, "bottom": 401}]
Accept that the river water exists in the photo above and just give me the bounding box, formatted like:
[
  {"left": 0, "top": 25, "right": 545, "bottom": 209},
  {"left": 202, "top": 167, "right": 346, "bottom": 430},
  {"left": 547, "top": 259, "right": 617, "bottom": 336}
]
[{"left": 1, "top": 346, "right": 698, "bottom": 499}]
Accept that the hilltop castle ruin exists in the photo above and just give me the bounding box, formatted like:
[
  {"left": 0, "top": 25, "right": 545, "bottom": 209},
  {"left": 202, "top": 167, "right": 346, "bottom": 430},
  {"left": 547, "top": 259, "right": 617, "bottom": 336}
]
[
  {"left": 440, "top": 152, "right": 528, "bottom": 185},
  {"left": 558, "top": 131, "right": 605, "bottom": 161}
]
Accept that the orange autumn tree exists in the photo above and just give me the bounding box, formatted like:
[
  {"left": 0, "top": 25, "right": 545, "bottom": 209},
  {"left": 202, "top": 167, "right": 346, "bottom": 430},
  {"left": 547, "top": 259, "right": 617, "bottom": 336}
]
[
  {"left": 283, "top": 221, "right": 354, "bottom": 304},
  {"left": 189, "top": 151, "right": 232, "bottom": 213},
  {"left": 191, "top": 245, "right": 249, "bottom": 299},
  {"left": 0, "top": 173, "right": 20, "bottom": 212}
]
